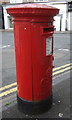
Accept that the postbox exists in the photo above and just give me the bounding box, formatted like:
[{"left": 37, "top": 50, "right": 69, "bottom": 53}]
[{"left": 7, "top": 4, "right": 59, "bottom": 115}]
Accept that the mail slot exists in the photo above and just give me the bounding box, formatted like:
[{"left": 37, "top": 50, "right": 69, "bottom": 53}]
[
  {"left": 7, "top": 4, "right": 59, "bottom": 115},
  {"left": 43, "top": 26, "right": 54, "bottom": 33}
]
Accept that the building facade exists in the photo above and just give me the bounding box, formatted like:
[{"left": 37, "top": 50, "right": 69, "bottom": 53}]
[
  {"left": 0, "top": 0, "right": 72, "bottom": 31},
  {"left": 49, "top": 1, "right": 72, "bottom": 31}
]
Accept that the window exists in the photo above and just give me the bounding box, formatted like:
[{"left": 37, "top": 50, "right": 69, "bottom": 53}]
[{"left": 68, "top": 2, "right": 72, "bottom": 12}]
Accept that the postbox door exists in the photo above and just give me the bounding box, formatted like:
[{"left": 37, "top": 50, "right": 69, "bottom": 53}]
[{"left": 31, "top": 24, "right": 54, "bottom": 101}]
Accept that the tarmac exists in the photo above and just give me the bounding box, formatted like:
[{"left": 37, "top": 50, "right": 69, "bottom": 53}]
[{"left": 1, "top": 30, "right": 72, "bottom": 119}]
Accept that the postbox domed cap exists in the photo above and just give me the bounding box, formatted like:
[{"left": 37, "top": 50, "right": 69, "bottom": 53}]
[{"left": 6, "top": 3, "right": 59, "bottom": 17}]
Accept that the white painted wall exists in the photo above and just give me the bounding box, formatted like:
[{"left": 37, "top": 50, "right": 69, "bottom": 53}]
[
  {"left": 3, "top": 5, "right": 13, "bottom": 29},
  {"left": 68, "top": 12, "right": 72, "bottom": 30},
  {"left": 41, "top": 2, "right": 67, "bottom": 31},
  {"left": 48, "top": 2, "right": 72, "bottom": 31},
  {"left": 3, "top": 7, "right": 10, "bottom": 29},
  {"left": 70, "top": 12, "right": 72, "bottom": 30},
  {"left": 68, "top": 12, "right": 70, "bottom": 30},
  {"left": 49, "top": 3, "right": 67, "bottom": 31},
  {"left": 10, "top": 0, "right": 23, "bottom": 3},
  {"left": 54, "top": 16, "right": 61, "bottom": 31}
]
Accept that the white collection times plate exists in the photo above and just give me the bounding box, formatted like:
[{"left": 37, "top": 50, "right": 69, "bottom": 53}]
[{"left": 46, "top": 37, "right": 52, "bottom": 56}]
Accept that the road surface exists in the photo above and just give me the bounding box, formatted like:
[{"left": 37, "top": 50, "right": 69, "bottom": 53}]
[{"left": 0, "top": 31, "right": 71, "bottom": 118}]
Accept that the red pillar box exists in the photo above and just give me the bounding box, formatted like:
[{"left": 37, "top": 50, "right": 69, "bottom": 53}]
[{"left": 7, "top": 4, "right": 59, "bottom": 115}]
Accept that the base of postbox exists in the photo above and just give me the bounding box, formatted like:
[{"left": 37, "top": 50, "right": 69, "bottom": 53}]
[{"left": 17, "top": 95, "right": 53, "bottom": 115}]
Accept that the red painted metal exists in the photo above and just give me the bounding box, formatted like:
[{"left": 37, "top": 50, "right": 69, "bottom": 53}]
[{"left": 7, "top": 4, "right": 59, "bottom": 101}]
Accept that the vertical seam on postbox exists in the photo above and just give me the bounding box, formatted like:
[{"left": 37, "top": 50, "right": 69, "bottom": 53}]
[{"left": 30, "top": 23, "right": 34, "bottom": 101}]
